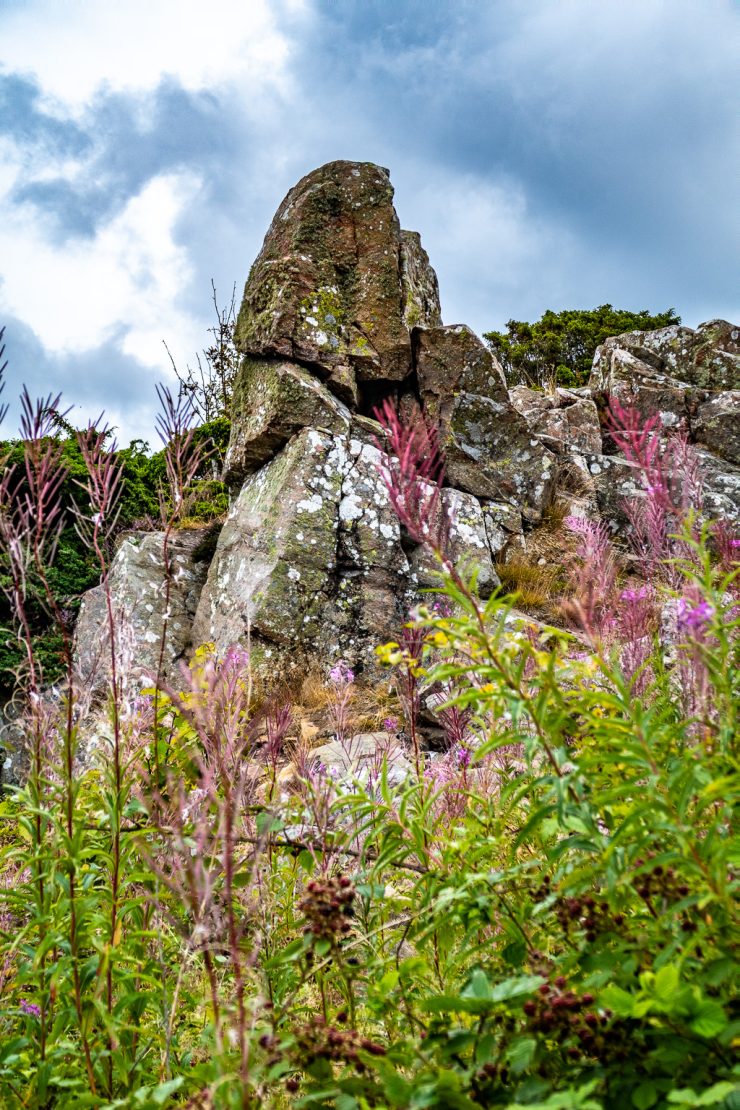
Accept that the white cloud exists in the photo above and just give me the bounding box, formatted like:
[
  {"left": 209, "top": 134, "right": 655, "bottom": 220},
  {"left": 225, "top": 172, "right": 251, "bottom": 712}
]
[
  {"left": 0, "top": 171, "right": 203, "bottom": 372},
  {"left": 0, "top": 0, "right": 307, "bottom": 110},
  {"left": 398, "top": 171, "right": 579, "bottom": 333}
]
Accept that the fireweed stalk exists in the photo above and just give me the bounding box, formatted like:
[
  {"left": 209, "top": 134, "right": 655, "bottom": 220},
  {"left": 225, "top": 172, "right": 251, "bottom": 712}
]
[
  {"left": 143, "top": 646, "right": 264, "bottom": 1100},
  {"left": 150, "top": 385, "right": 208, "bottom": 787},
  {"left": 373, "top": 398, "right": 572, "bottom": 785},
  {"left": 0, "top": 391, "right": 98, "bottom": 1091},
  {"left": 74, "top": 421, "right": 127, "bottom": 1095},
  {"left": 607, "top": 395, "right": 704, "bottom": 580}
]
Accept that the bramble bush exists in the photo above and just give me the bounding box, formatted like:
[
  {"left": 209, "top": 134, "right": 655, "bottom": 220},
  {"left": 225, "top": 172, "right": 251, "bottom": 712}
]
[{"left": 0, "top": 376, "right": 737, "bottom": 1109}]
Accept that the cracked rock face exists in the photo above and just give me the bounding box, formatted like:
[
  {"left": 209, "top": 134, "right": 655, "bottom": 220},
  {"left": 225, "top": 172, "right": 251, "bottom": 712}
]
[
  {"left": 415, "top": 325, "right": 557, "bottom": 521},
  {"left": 69, "top": 160, "right": 740, "bottom": 694},
  {"left": 224, "top": 358, "right": 352, "bottom": 486},
  {"left": 235, "top": 160, "right": 431, "bottom": 383}
]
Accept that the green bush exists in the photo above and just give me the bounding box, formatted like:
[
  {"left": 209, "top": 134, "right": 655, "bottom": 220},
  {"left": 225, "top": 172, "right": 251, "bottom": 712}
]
[
  {"left": 484, "top": 306, "right": 680, "bottom": 388},
  {"left": 0, "top": 418, "right": 231, "bottom": 695}
]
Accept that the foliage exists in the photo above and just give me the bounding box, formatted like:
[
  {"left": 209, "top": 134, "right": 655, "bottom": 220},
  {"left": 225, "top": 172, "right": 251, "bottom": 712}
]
[
  {"left": 0, "top": 388, "right": 737, "bottom": 1109},
  {"left": 0, "top": 412, "right": 230, "bottom": 695},
  {"left": 483, "top": 306, "right": 680, "bottom": 389}
]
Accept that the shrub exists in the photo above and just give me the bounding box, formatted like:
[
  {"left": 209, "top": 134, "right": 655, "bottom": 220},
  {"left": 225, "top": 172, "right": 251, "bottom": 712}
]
[{"left": 484, "top": 306, "right": 680, "bottom": 389}]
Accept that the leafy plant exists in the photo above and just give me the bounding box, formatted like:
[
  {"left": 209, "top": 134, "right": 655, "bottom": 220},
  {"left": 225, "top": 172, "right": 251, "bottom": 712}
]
[
  {"left": 0, "top": 379, "right": 737, "bottom": 1110},
  {"left": 484, "top": 306, "right": 680, "bottom": 388}
]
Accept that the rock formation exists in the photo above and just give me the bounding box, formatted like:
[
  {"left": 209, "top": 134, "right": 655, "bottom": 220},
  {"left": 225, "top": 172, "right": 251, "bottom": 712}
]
[{"left": 70, "top": 160, "right": 740, "bottom": 689}]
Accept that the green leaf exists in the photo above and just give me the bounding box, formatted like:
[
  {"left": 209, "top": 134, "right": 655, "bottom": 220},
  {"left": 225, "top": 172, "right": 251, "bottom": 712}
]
[
  {"left": 600, "top": 985, "right": 635, "bottom": 1016},
  {"left": 632, "top": 1082, "right": 659, "bottom": 1109},
  {"left": 653, "top": 964, "right": 680, "bottom": 1002},
  {"left": 668, "top": 1082, "right": 738, "bottom": 1106},
  {"left": 506, "top": 1036, "right": 537, "bottom": 1074},
  {"left": 688, "top": 998, "right": 726, "bottom": 1038}
]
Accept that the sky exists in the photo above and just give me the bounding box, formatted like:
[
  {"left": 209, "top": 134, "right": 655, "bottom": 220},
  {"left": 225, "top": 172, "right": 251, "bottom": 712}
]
[{"left": 0, "top": 0, "right": 738, "bottom": 444}]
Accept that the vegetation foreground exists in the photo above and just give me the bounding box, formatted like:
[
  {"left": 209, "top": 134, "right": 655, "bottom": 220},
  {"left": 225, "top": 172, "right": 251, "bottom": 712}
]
[{"left": 0, "top": 366, "right": 737, "bottom": 1108}]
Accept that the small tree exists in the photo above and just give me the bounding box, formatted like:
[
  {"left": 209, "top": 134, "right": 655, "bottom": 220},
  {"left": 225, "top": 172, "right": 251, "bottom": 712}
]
[{"left": 484, "top": 304, "right": 680, "bottom": 389}]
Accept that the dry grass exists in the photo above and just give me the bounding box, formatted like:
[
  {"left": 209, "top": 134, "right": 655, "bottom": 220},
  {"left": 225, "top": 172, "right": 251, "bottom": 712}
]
[{"left": 496, "top": 496, "right": 581, "bottom": 619}]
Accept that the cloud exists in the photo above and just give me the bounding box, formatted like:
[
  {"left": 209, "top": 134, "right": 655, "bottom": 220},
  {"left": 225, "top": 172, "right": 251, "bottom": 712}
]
[
  {"left": 0, "top": 172, "right": 202, "bottom": 366},
  {"left": 0, "top": 0, "right": 737, "bottom": 443},
  {"left": 1, "top": 0, "right": 303, "bottom": 107}
]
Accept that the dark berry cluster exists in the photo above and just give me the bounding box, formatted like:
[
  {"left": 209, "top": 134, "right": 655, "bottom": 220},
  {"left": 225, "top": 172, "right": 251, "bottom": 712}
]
[
  {"left": 472, "top": 1060, "right": 511, "bottom": 1098},
  {"left": 633, "top": 857, "right": 692, "bottom": 926},
  {"left": 298, "top": 874, "right": 355, "bottom": 942},
  {"left": 523, "top": 977, "right": 610, "bottom": 1057},
  {"left": 548, "top": 890, "right": 624, "bottom": 942},
  {"left": 288, "top": 1017, "right": 386, "bottom": 1089}
]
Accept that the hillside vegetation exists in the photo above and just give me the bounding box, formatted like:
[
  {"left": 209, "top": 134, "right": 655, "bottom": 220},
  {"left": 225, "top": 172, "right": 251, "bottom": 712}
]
[{"left": 0, "top": 371, "right": 736, "bottom": 1109}]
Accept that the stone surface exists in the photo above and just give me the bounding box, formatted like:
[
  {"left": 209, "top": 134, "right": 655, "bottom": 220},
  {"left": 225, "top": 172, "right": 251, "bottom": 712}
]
[
  {"left": 409, "top": 487, "right": 500, "bottom": 597},
  {"left": 590, "top": 321, "right": 740, "bottom": 402},
  {"left": 416, "top": 324, "right": 509, "bottom": 417},
  {"left": 400, "top": 230, "right": 442, "bottom": 330},
  {"left": 224, "top": 357, "right": 351, "bottom": 486},
  {"left": 278, "top": 732, "right": 412, "bottom": 791},
  {"left": 510, "top": 386, "right": 601, "bottom": 454},
  {"left": 328, "top": 427, "right": 415, "bottom": 656},
  {"left": 192, "top": 428, "right": 344, "bottom": 655},
  {"left": 61, "top": 161, "right": 740, "bottom": 722},
  {"left": 694, "top": 392, "right": 740, "bottom": 465},
  {"left": 415, "top": 325, "right": 557, "bottom": 520},
  {"left": 235, "top": 160, "right": 426, "bottom": 382},
  {"left": 74, "top": 530, "right": 209, "bottom": 694}
]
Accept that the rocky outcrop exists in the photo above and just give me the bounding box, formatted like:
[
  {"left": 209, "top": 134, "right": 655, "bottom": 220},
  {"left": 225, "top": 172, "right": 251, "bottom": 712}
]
[
  {"left": 586, "top": 320, "right": 740, "bottom": 524},
  {"left": 415, "top": 326, "right": 556, "bottom": 520},
  {"left": 510, "top": 386, "right": 602, "bottom": 456},
  {"left": 68, "top": 160, "right": 740, "bottom": 693},
  {"left": 234, "top": 161, "right": 435, "bottom": 383},
  {"left": 74, "top": 530, "right": 209, "bottom": 695}
]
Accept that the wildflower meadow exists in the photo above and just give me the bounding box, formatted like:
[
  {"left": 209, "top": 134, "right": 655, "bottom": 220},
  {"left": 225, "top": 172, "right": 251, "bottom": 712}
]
[{"left": 0, "top": 369, "right": 737, "bottom": 1109}]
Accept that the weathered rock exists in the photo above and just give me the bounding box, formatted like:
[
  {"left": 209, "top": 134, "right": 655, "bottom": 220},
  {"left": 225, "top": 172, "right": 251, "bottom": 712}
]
[
  {"left": 416, "top": 324, "right": 509, "bottom": 416},
  {"left": 583, "top": 454, "right": 646, "bottom": 533},
  {"left": 224, "top": 357, "right": 351, "bottom": 486},
  {"left": 483, "top": 501, "right": 524, "bottom": 558},
  {"left": 278, "top": 732, "right": 412, "bottom": 792},
  {"left": 74, "top": 530, "right": 209, "bottom": 694},
  {"left": 401, "top": 230, "right": 442, "bottom": 330},
  {"left": 589, "top": 343, "right": 700, "bottom": 432},
  {"left": 192, "top": 428, "right": 344, "bottom": 656},
  {"left": 328, "top": 427, "right": 414, "bottom": 654},
  {"left": 508, "top": 386, "right": 552, "bottom": 423},
  {"left": 590, "top": 320, "right": 740, "bottom": 403},
  {"left": 583, "top": 447, "right": 740, "bottom": 531},
  {"left": 409, "top": 487, "right": 500, "bottom": 597},
  {"left": 695, "top": 449, "right": 740, "bottom": 523},
  {"left": 415, "top": 325, "right": 557, "bottom": 520},
  {"left": 694, "top": 392, "right": 740, "bottom": 465},
  {"left": 689, "top": 320, "right": 740, "bottom": 391},
  {"left": 235, "top": 160, "right": 431, "bottom": 383},
  {"left": 536, "top": 399, "right": 602, "bottom": 454},
  {"left": 510, "top": 385, "right": 601, "bottom": 454}
]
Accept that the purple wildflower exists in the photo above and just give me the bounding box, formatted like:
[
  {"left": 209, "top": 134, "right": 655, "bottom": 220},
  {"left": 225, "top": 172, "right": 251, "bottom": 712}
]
[
  {"left": 20, "top": 999, "right": 41, "bottom": 1018},
  {"left": 455, "top": 744, "right": 472, "bottom": 769},
  {"left": 383, "top": 717, "right": 399, "bottom": 732},
  {"left": 620, "top": 586, "right": 650, "bottom": 602},
  {"left": 677, "top": 598, "right": 714, "bottom": 632},
  {"left": 431, "top": 596, "right": 453, "bottom": 618},
  {"left": 329, "top": 661, "right": 354, "bottom": 687}
]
